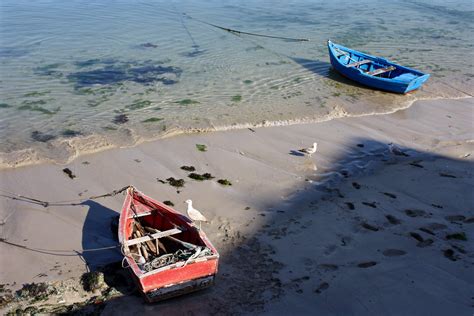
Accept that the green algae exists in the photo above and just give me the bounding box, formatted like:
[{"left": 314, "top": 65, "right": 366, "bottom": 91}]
[
  {"left": 243, "top": 80, "right": 253, "bottom": 84},
  {"left": 0, "top": 103, "right": 11, "bottom": 108},
  {"left": 196, "top": 144, "right": 207, "bottom": 152},
  {"left": 23, "top": 90, "right": 51, "bottom": 97},
  {"left": 175, "top": 99, "right": 200, "bottom": 106},
  {"left": 141, "top": 117, "right": 163, "bottom": 123},
  {"left": 231, "top": 95, "right": 242, "bottom": 102},
  {"left": 18, "top": 104, "right": 60, "bottom": 115},
  {"left": 127, "top": 99, "right": 151, "bottom": 110}
]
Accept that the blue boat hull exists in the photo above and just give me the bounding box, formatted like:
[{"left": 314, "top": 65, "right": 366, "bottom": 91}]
[{"left": 328, "top": 41, "right": 429, "bottom": 94}]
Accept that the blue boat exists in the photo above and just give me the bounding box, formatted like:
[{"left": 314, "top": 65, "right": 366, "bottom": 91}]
[{"left": 328, "top": 40, "right": 430, "bottom": 94}]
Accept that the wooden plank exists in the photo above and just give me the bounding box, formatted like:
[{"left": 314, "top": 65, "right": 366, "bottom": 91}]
[
  {"left": 346, "top": 59, "right": 371, "bottom": 68},
  {"left": 367, "top": 66, "right": 396, "bottom": 76},
  {"left": 125, "top": 228, "right": 182, "bottom": 247},
  {"left": 135, "top": 221, "right": 157, "bottom": 255}
]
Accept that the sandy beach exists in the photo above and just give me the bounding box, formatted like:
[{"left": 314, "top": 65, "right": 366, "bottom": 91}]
[{"left": 1, "top": 96, "right": 473, "bottom": 314}]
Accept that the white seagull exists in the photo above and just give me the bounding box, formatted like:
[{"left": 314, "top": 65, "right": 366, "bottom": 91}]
[
  {"left": 185, "top": 199, "right": 208, "bottom": 230},
  {"left": 299, "top": 142, "right": 318, "bottom": 157}
]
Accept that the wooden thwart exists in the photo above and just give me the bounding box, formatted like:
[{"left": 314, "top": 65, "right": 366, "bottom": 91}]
[
  {"left": 346, "top": 59, "right": 371, "bottom": 68},
  {"left": 367, "top": 66, "right": 396, "bottom": 76},
  {"left": 125, "top": 228, "right": 182, "bottom": 247}
]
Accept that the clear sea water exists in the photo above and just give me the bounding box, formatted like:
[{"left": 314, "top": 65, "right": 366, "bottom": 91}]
[{"left": 1, "top": 0, "right": 473, "bottom": 167}]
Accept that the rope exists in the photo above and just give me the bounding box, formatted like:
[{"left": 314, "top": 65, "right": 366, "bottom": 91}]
[
  {"left": 0, "top": 185, "right": 130, "bottom": 208},
  {"left": 0, "top": 238, "right": 120, "bottom": 256},
  {"left": 184, "top": 13, "right": 309, "bottom": 42}
]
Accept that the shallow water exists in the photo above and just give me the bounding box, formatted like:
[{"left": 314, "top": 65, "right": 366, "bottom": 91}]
[{"left": 1, "top": 0, "right": 473, "bottom": 167}]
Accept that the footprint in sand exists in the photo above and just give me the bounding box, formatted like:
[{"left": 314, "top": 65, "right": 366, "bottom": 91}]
[
  {"left": 419, "top": 227, "right": 435, "bottom": 235},
  {"left": 382, "top": 249, "right": 407, "bottom": 257},
  {"left": 317, "top": 264, "right": 339, "bottom": 271},
  {"left": 345, "top": 202, "right": 355, "bottom": 210},
  {"left": 445, "top": 215, "right": 466, "bottom": 222},
  {"left": 425, "top": 223, "right": 447, "bottom": 230},
  {"left": 443, "top": 249, "right": 458, "bottom": 261},
  {"left": 410, "top": 232, "right": 434, "bottom": 247},
  {"left": 361, "top": 222, "right": 379, "bottom": 231},
  {"left": 405, "top": 209, "right": 428, "bottom": 218},
  {"left": 439, "top": 172, "right": 457, "bottom": 178},
  {"left": 362, "top": 202, "right": 377, "bottom": 208},
  {"left": 385, "top": 215, "right": 401, "bottom": 225},
  {"left": 383, "top": 192, "right": 397, "bottom": 199},
  {"left": 357, "top": 261, "right": 377, "bottom": 268},
  {"left": 314, "top": 282, "right": 329, "bottom": 294}
]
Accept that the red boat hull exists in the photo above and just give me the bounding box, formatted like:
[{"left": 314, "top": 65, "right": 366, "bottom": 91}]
[{"left": 118, "top": 187, "right": 219, "bottom": 302}]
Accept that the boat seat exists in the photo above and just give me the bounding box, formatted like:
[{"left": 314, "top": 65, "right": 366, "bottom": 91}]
[
  {"left": 125, "top": 227, "right": 183, "bottom": 247},
  {"left": 346, "top": 59, "right": 371, "bottom": 68},
  {"left": 392, "top": 73, "right": 417, "bottom": 83},
  {"left": 367, "top": 66, "right": 396, "bottom": 76}
]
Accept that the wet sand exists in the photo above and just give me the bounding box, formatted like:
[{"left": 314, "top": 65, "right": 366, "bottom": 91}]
[{"left": 1, "top": 97, "right": 473, "bottom": 315}]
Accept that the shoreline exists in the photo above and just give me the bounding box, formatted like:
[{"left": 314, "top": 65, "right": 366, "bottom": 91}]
[
  {"left": 1, "top": 94, "right": 471, "bottom": 171},
  {"left": 1, "top": 97, "right": 473, "bottom": 314}
]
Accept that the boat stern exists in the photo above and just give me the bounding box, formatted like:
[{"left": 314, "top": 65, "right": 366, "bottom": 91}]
[
  {"left": 404, "top": 73, "right": 430, "bottom": 93},
  {"left": 144, "top": 275, "right": 215, "bottom": 302}
]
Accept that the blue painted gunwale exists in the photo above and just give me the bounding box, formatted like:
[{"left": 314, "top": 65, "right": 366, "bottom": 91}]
[{"left": 327, "top": 40, "right": 430, "bottom": 94}]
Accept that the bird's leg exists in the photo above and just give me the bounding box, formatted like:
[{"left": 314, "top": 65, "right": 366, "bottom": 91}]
[{"left": 199, "top": 221, "right": 202, "bottom": 230}]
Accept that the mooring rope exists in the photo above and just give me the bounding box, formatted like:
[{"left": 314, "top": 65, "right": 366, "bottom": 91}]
[
  {"left": 183, "top": 13, "right": 309, "bottom": 42},
  {"left": 0, "top": 185, "right": 130, "bottom": 208},
  {"left": 0, "top": 238, "right": 120, "bottom": 256}
]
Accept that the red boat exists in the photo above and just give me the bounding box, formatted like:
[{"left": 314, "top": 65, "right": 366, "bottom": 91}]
[{"left": 118, "top": 186, "right": 219, "bottom": 302}]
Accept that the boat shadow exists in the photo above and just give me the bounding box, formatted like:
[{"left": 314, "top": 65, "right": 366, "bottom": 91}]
[{"left": 80, "top": 200, "right": 122, "bottom": 271}]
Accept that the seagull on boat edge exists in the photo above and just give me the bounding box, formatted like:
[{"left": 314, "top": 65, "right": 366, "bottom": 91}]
[
  {"left": 185, "top": 199, "right": 207, "bottom": 230},
  {"left": 298, "top": 142, "right": 318, "bottom": 157}
]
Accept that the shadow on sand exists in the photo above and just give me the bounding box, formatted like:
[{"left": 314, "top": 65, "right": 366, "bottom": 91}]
[
  {"left": 72, "top": 138, "right": 473, "bottom": 315},
  {"left": 80, "top": 200, "right": 122, "bottom": 270}
]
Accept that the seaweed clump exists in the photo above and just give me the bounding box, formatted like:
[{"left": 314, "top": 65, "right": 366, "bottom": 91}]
[
  {"left": 188, "top": 173, "right": 214, "bottom": 181},
  {"left": 196, "top": 144, "right": 207, "bottom": 152},
  {"left": 31, "top": 131, "right": 56, "bottom": 142},
  {"left": 165, "top": 177, "right": 185, "bottom": 188},
  {"left": 81, "top": 271, "right": 106, "bottom": 292},
  {"left": 16, "top": 283, "right": 55, "bottom": 302},
  {"left": 217, "top": 179, "right": 232, "bottom": 186},
  {"left": 67, "top": 60, "right": 182, "bottom": 88},
  {"left": 0, "top": 284, "right": 14, "bottom": 308},
  {"left": 113, "top": 114, "right": 129, "bottom": 124},
  {"left": 180, "top": 165, "right": 196, "bottom": 172}
]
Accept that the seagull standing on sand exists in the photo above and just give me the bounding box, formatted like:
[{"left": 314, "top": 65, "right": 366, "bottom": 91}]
[
  {"left": 299, "top": 142, "right": 318, "bottom": 157},
  {"left": 185, "top": 199, "right": 207, "bottom": 230}
]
